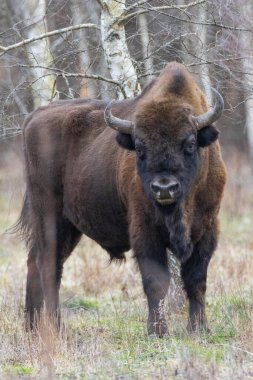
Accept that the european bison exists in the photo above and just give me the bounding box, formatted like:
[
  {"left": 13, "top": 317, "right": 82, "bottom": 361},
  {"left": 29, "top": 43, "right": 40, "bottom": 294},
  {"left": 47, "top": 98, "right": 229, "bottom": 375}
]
[{"left": 18, "top": 62, "right": 226, "bottom": 336}]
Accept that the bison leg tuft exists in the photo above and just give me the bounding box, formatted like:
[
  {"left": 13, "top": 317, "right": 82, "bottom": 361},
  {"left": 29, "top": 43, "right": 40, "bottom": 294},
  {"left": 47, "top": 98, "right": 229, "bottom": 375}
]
[{"left": 181, "top": 224, "right": 218, "bottom": 333}]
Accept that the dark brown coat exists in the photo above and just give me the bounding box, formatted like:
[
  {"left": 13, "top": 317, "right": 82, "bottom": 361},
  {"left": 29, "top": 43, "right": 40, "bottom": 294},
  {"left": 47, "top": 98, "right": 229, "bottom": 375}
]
[{"left": 18, "top": 62, "right": 226, "bottom": 336}]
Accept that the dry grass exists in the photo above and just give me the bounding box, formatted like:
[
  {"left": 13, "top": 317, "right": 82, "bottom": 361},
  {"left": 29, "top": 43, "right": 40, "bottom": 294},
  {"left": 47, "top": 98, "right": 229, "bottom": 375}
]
[{"left": 0, "top": 149, "right": 253, "bottom": 379}]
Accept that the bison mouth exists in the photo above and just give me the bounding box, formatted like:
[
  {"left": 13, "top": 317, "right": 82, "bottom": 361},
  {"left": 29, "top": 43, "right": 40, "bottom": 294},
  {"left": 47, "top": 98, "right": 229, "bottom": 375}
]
[
  {"left": 154, "top": 198, "right": 179, "bottom": 215},
  {"left": 156, "top": 197, "right": 176, "bottom": 206}
]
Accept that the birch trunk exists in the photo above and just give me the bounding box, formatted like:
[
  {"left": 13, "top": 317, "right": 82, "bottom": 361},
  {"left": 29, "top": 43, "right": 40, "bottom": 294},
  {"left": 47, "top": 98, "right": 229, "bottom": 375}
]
[
  {"left": 25, "top": 0, "right": 55, "bottom": 106},
  {"left": 100, "top": 0, "right": 140, "bottom": 99},
  {"left": 138, "top": 13, "right": 154, "bottom": 80},
  {"left": 197, "top": 3, "right": 212, "bottom": 104},
  {"left": 240, "top": 4, "right": 253, "bottom": 160}
]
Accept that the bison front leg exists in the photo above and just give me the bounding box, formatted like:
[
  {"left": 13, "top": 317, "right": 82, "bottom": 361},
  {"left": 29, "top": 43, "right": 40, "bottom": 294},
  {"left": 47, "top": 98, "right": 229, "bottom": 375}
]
[
  {"left": 181, "top": 226, "right": 217, "bottom": 333},
  {"left": 134, "top": 241, "right": 170, "bottom": 337}
]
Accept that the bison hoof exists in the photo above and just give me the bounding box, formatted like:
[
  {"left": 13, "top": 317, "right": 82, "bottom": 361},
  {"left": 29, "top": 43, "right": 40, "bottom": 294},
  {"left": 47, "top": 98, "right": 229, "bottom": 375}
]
[
  {"left": 148, "top": 332, "right": 170, "bottom": 339},
  {"left": 147, "top": 320, "right": 168, "bottom": 338},
  {"left": 187, "top": 321, "right": 210, "bottom": 335}
]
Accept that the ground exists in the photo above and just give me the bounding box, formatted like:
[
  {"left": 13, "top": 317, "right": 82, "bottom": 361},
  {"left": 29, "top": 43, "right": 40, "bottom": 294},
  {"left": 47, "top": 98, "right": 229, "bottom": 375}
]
[{"left": 0, "top": 147, "right": 252, "bottom": 379}]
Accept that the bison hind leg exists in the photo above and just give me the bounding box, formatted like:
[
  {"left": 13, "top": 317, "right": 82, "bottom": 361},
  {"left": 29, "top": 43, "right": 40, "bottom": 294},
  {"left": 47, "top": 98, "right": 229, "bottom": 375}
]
[{"left": 25, "top": 246, "right": 44, "bottom": 330}]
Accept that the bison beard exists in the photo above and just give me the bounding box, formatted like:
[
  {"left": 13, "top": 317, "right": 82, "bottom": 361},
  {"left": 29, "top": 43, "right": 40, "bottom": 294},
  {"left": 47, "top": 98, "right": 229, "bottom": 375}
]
[
  {"left": 16, "top": 62, "right": 226, "bottom": 337},
  {"left": 165, "top": 207, "right": 193, "bottom": 263}
]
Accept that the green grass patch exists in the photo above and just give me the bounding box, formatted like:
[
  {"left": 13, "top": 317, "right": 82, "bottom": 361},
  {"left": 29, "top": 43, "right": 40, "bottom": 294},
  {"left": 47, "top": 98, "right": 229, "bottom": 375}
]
[
  {"left": 182, "top": 340, "right": 224, "bottom": 363},
  {"left": 207, "top": 326, "right": 236, "bottom": 344},
  {"left": 206, "top": 294, "right": 253, "bottom": 344},
  {"left": 65, "top": 297, "right": 99, "bottom": 311},
  {"left": 226, "top": 295, "right": 253, "bottom": 320},
  {"left": 3, "top": 363, "right": 34, "bottom": 376}
]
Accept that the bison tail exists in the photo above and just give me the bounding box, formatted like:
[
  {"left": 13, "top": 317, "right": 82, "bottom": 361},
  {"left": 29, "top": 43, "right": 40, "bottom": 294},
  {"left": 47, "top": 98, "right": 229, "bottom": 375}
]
[{"left": 11, "top": 192, "right": 33, "bottom": 249}]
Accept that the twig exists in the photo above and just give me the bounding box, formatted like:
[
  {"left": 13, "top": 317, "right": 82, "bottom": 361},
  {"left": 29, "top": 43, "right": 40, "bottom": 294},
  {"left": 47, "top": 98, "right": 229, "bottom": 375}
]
[
  {"left": 117, "top": 0, "right": 252, "bottom": 33},
  {"left": 125, "top": 0, "right": 147, "bottom": 13},
  {"left": 187, "top": 55, "right": 253, "bottom": 67},
  {"left": 16, "top": 64, "right": 119, "bottom": 84},
  {"left": 137, "top": 55, "right": 253, "bottom": 78},
  {"left": 13, "top": 64, "right": 127, "bottom": 98},
  {"left": 0, "top": 23, "right": 99, "bottom": 56},
  {"left": 117, "top": 0, "right": 206, "bottom": 24},
  {"left": 151, "top": 10, "right": 253, "bottom": 32}
]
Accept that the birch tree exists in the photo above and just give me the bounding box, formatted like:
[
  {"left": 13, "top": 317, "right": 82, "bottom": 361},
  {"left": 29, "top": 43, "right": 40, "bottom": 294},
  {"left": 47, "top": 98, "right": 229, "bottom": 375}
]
[
  {"left": 100, "top": 0, "right": 141, "bottom": 99},
  {"left": 240, "top": 4, "right": 253, "bottom": 159},
  {"left": 138, "top": 13, "right": 154, "bottom": 82},
  {"left": 196, "top": 3, "right": 212, "bottom": 104},
  {"left": 25, "top": 0, "right": 55, "bottom": 106}
]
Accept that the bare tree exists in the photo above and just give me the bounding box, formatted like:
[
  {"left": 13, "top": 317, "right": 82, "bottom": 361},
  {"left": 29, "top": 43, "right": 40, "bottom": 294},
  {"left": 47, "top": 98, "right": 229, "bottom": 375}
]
[{"left": 1, "top": 0, "right": 253, "bottom": 152}]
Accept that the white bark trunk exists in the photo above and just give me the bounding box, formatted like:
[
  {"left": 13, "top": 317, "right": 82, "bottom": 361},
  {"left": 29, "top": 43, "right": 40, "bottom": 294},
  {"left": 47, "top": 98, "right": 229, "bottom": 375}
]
[
  {"left": 244, "top": 95, "right": 253, "bottom": 160},
  {"left": 138, "top": 13, "right": 154, "bottom": 79},
  {"left": 100, "top": 0, "right": 140, "bottom": 99},
  {"left": 26, "top": 0, "right": 55, "bottom": 106},
  {"left": 197, "top": 4, "right": 212, "bottom": 104},
  {"left": 240, "top": 4, "right": 253, "bottom": 159}
]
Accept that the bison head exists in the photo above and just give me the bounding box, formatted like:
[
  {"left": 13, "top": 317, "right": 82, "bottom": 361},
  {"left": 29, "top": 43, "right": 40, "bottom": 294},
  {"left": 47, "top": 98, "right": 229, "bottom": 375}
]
[{"left": 104, "top": 87, "right": 223, "bottom": 213}]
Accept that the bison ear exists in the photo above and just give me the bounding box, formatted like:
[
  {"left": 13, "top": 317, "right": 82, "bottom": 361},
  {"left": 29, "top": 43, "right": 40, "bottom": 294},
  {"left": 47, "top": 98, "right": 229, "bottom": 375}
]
[
  {"left": 116, "top": 132, "right": 135, "bottom": 150},
  {"left": 197, "top": 125, "right": 219, "bottom": 147}
]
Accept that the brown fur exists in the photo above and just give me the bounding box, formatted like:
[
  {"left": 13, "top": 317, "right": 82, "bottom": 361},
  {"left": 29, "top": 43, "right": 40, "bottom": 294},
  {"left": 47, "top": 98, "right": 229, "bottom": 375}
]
[{"left": 17, "top": 62, "right": 226, "bottom": 336}]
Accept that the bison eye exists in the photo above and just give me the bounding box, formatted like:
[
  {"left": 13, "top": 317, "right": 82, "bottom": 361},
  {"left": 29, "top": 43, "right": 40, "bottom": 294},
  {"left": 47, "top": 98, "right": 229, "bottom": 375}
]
[
  {"left": 184, "top": 135, "right": 196, "bottom": 155},
  {"left": 135, "top": 140, "right": 146, "bottom": 160}
]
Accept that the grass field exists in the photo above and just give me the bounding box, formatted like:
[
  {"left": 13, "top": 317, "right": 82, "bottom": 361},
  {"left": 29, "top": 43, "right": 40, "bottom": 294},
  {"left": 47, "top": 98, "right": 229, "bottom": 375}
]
[{"left": 0, "top": 148, "right": 253, "bottom": 379}]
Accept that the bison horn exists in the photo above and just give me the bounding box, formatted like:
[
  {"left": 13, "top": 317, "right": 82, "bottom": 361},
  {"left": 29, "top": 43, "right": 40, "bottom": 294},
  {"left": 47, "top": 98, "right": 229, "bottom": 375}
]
[
  {"left": 104, "top": 100, "right": 134, "bottom": 135},
  {"left": 192, "top": 87, "right": 224, "bottom": 128}
]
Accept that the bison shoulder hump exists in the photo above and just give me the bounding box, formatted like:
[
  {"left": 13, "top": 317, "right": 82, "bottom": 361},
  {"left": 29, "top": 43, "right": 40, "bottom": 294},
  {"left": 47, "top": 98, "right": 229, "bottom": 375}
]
[
  {"left": 64, "top": 108, "right": 103, "bottom": 136},
  {"left": 169, "top": 68, "right": 186, "bottom": 95}
]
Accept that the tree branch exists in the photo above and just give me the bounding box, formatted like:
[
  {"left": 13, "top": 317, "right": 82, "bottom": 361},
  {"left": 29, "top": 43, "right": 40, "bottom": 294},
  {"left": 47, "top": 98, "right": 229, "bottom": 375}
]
[
  {"left": 95, "top": 0, "right": 104, "bottom": 8},
  {"left": 117, "top": 0, "right": 252, "bottom": 32},
  {"left": 138, "top": 55, "right": 253, "bottom": 80},
  {"left": 151, "top": 10, "right": 253, "bottom": 32},
  {"left": 118, "top": 0, "right": 206, "bottom": 25},
  {"left": 14, "top": 64, "right": 126, "bottom": 96},
  {"left": 125, "top": 0, "right": 147, "bottom": 13},
  {"left": 187, "top": 55, "right": 253, "bottom": 67},
  {"left": 0, "top": 23, "right": 99, "bottom": 56}
]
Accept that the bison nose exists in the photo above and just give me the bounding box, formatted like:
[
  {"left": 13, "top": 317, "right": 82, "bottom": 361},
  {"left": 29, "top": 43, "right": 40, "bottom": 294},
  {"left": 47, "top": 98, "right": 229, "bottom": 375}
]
[
  {"left": 167, "top": 181, "right": 181, "bottom": 199},
  {"left": 150, "top": 178, "right": 181, "bottom": 201}
]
